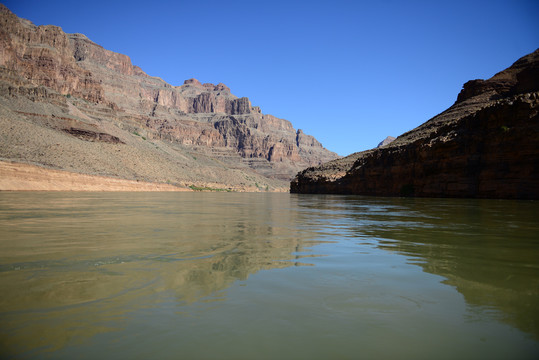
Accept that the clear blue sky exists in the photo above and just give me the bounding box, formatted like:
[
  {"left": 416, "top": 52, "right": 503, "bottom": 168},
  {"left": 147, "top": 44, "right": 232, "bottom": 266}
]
[{"left": 3, "top": 0, "right": 538, "bottom": 156}]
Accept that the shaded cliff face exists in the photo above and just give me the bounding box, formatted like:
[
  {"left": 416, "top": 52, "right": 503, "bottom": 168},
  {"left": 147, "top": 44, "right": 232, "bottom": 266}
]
[
  {"left": 292, "top": 49, "right": 539, "bottom": 199},
  {"left": 0, "top": 5, "right": 338, "bottom": 188}
]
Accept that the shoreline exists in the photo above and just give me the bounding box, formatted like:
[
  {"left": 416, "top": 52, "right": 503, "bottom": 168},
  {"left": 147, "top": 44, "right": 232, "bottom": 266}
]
[{"left": 0, "top": 161, "right": 190, "bottom": 191}]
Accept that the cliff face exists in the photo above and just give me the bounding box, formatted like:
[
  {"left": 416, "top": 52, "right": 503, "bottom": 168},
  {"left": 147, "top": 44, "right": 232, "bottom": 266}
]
[
  {"left": 291, "top": 49, "right": 539, "bottom": 199},
  {"left": 0, "top": 11, "right": 105, "bottom": 103},
  {"left": 0, "top": 5, "right": 337, "bottom": 188}
]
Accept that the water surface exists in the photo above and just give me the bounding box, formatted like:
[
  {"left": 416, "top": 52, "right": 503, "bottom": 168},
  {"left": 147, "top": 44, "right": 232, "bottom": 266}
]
[{"left": 0, "top": 192, "right": 538, "bottom": 359}]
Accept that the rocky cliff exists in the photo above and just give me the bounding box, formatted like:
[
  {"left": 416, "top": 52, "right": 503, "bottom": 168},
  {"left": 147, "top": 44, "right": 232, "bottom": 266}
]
[
  {"left": 0, "top": 5, "right": 338, "bottom": 190},
  {"left": 291, "top": 49, "right": 539, "bottom": 199}
]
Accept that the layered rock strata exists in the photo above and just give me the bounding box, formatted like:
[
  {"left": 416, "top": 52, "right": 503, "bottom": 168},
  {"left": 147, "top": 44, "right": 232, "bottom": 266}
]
[
  {"left": 0, "top": 5, "right": 337, "bottom": 190},
  {"left": 291, "top": 49, "right": 539, "bottom": 199}
]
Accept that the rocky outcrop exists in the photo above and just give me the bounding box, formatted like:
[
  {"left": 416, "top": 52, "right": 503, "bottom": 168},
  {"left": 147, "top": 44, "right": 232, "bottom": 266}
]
[
  {"left": 377, "top": 136, "right": 395, "bottom": 148},
  {"left": 0, "top": 4, "right": 338, "bottom": 186},
  {"left": 63, "top": 128, "right": 124, "bottom": 144},
  {"left": 456, "top": 51, "right": 539, "bottom": 103},
  {"left": 70, "top": 32, "right": 145, "bottom": 77},
  {"left": 291, "top": 49, "right": 539, "bottom": 199}
]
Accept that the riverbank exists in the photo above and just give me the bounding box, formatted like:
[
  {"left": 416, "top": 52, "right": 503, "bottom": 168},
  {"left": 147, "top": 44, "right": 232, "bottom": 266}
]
[{"left": 0, "top": 161, "right": 190, "bottom": 191}]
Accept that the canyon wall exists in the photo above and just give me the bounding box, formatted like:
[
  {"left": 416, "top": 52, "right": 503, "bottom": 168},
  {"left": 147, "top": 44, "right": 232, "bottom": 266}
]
[
  {"left": 291, "top": 49, "right": 539, "bottom": 199},
  {"left": 0, "top": 4, "right": 338, "bottom": 189}
]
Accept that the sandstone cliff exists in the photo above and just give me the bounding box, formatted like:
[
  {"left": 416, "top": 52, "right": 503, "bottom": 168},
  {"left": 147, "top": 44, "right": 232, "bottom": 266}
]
[
  {"left": 0, "top": 5, "right": 338, "bottom": 190},
  {"left": 291, "top": 49, "right": 539, "bottom": 199}
]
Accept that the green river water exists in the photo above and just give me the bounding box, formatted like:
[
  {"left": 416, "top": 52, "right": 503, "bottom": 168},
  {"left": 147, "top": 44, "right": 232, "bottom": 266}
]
[{"left": 0, "top": 192, "right": 538, "bottom": 359}]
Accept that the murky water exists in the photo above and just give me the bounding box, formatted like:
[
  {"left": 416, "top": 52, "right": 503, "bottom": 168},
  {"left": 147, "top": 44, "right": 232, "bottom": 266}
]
[{"left": 0, "top": 192, "right": 538, "bottom": 359}]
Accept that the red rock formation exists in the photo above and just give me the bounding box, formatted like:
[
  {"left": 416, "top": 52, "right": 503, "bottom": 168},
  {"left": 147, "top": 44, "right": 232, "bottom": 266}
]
[
  {"left": 0, "top": 4, "right": 338, "bottom": 181},
  {"left": 0, "top": 6, "right": 105, "bottom": 103}
]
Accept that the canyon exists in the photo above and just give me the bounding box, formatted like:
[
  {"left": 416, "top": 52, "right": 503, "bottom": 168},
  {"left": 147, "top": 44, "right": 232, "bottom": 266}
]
[
  {"left": 291, "top": 49, "right": 539, "bottom": 199},
  {"left": 0, "top": 5, "right": 337, "bottom": 191}
]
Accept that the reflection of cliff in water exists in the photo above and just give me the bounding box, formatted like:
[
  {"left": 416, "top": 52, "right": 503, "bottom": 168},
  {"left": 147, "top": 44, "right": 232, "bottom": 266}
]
[
  {"left": 0, "top": 193, "right": 321, "bottom": 354},
  {"left": 319, "top": 196, "right": 539, "bottom": 340}
]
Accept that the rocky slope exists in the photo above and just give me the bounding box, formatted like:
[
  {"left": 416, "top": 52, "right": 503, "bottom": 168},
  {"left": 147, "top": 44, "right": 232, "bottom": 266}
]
[
  {"left": 291, "top": 49, "right": 539, "bottom": 199},
  {"left": 0, "top": 5, "right": 337, "bottom": 191}
]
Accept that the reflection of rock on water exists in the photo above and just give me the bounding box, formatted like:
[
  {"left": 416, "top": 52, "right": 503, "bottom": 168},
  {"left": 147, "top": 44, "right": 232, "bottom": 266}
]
[
  {"left": 164, "top": 244, "right": 304, "bottom": 304},
  {"left": 367, "top": 198, "right": 539, "bottom": 340},
  {"left": 0, "top": 193, "right": 322, "bottom": 354},
  {"left": 296, "top": 194, "right": 539, "bottom": 340}
]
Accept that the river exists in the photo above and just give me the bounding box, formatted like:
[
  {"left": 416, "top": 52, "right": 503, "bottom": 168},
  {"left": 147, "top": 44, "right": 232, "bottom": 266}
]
[{"left": 0, "top": 192, "right": 538, "bottom": 359}]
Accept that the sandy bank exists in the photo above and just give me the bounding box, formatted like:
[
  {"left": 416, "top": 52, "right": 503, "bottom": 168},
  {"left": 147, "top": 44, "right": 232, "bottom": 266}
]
[{"left": 0, "top": 161, "right": 190, "bottom": 191}]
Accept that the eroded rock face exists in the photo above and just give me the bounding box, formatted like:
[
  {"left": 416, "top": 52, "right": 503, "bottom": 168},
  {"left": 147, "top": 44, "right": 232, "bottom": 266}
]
[
  {"left": 292, "top": 49, "right": 539, "bottom": 199},
  {"left": 0, "top": 4, "right": 338, "bottom": 182},
  {"left": 0, "top": 6, "right": 105, "bottom": 103}
]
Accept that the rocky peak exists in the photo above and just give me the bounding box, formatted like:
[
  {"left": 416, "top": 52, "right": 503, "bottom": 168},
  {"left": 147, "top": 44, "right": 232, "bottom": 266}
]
[
  {"left": 215, "top": 83, "right": 230, "bottom": 92},
  {"left": 184, "top": 78, "right": 203, "bottom": 87},
  {"left": 377, "top": 136, "right": 395, "bottom": 148},
  {"left": 296, "top": 129, "right": 323, "bottom": 148}
]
